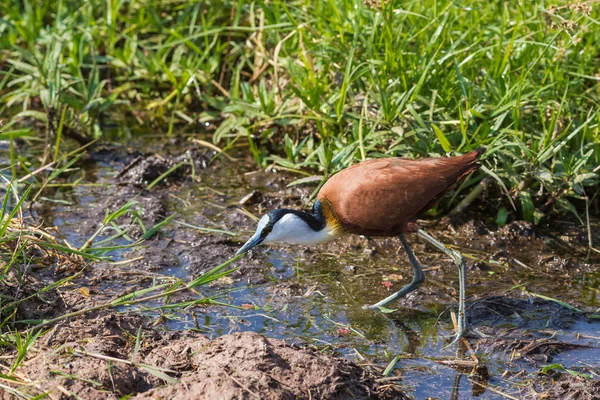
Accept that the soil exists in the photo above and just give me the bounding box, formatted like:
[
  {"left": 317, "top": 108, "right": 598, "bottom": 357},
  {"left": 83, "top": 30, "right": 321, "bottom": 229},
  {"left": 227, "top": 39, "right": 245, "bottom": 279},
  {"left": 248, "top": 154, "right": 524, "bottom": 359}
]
[
  {"left": 535, "top": 374, "right": 600, "bottom": 400},
  {"left": 138, "top": 331, "right": 403, "bottom": 400},
  {"left": 116, "top": 147, "right": 210, "bottom": 188},
  {"left": 5, "top": 312, "right": 402, "bottom": 400}
]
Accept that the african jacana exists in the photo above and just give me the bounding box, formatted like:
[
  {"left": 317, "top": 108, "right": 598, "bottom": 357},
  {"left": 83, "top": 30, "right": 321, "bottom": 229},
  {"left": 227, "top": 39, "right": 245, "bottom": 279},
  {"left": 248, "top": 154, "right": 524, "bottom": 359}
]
[{"left": 237, "top": 148, "right": 485, "bottom": 341}]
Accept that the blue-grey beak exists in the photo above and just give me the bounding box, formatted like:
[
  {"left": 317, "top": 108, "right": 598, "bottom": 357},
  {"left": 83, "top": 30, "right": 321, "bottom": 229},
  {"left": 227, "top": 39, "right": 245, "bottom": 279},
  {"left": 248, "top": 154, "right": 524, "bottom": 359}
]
[{"left": 236, "top": 234, "right": 264, "bottom": 256}]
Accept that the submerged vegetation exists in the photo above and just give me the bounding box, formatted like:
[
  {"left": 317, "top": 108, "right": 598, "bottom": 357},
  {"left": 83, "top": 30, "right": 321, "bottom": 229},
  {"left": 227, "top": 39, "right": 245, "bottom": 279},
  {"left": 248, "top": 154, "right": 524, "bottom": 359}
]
[{"left": 1, "top": 0, "right": 599, "bottom": 224}]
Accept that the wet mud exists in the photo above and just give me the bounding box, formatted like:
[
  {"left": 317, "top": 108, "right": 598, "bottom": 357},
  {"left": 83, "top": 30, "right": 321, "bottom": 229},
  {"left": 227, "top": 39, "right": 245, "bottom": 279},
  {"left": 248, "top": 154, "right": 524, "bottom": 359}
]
[
  {"left": 536, "top": 374, "right": 600, "bottom": 399},
  {"left": 4, "top": 312, "right": 399, "bottom": 400},
  {"left": 1, "top": 138, "right": 599, "bottom": 399}
]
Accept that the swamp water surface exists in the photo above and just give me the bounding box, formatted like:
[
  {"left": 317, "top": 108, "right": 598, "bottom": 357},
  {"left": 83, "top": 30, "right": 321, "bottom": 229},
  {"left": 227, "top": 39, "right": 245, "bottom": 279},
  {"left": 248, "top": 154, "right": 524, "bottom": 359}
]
[{"left": 8, "top": 134, "right": 600, "bottom": 399}]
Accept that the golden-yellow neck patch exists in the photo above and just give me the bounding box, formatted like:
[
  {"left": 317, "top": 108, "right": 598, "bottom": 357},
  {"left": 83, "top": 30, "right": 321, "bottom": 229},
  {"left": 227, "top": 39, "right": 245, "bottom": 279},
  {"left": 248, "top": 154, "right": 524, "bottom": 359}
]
[{"left": 320, "top": 198, "right": 345, "bottom": 236}]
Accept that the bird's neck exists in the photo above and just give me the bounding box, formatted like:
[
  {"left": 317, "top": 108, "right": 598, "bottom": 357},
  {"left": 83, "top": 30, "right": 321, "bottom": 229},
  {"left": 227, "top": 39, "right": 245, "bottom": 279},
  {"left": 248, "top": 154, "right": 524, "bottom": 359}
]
[
  {"left": 313, "top": 199, "right": 343, "bottom": 235},
  {"left": 305, "top": 200, "right": 342, "bottom": 244},
  {"left": 269, "top": 201, "right": 340, "bottom": 245},
  {"left": 293, "top": 205, "right": 326, "bottom": 233}
]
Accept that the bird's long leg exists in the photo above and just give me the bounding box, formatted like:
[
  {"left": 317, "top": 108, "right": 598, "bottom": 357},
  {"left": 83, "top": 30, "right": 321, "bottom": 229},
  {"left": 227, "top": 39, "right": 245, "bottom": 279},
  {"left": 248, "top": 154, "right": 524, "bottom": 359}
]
[
  {"left": 416, "top": 229, "right": 467, "bottom": 342},
  {"left": 364, "top": 233, "right": 425, "bottom": 310}
]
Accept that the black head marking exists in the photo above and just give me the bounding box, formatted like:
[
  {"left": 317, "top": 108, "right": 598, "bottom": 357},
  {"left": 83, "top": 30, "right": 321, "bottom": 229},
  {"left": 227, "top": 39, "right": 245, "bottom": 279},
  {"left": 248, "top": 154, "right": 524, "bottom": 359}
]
[{"left": 262, "top": 202, "right": 326, "bottom": 236}]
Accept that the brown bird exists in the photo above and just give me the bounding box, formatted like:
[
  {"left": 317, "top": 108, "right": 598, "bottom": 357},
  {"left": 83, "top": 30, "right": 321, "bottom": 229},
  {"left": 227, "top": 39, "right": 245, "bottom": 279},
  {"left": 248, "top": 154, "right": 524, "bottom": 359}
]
[{"left": 237, "top": 148, "right": 486, "bottom": 341}]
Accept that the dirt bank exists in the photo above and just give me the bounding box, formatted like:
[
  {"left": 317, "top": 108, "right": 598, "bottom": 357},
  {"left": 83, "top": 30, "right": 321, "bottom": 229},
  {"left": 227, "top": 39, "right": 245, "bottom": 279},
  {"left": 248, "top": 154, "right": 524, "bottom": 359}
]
[{"left": 3, "top": 312, "right": 404, "bottom": 399}]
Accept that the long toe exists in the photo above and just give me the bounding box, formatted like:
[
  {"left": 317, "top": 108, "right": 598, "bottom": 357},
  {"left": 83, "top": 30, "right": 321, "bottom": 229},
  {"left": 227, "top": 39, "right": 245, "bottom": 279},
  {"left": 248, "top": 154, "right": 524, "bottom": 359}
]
[
  {"left": 450, "top": 330, "right": 466, "bottom": 346},
  {"left": 469, "top": 327, "right": 489, "bottom": 338},
  {"left": 448, "top": 326, "right": 488, "bottom": 346}
]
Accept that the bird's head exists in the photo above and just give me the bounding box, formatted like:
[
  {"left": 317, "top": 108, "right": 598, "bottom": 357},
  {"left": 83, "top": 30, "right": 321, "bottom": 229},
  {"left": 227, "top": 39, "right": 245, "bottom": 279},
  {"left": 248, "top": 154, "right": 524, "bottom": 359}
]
[{"left": 236, "top": 205, "right": 335, "bottom": 256}]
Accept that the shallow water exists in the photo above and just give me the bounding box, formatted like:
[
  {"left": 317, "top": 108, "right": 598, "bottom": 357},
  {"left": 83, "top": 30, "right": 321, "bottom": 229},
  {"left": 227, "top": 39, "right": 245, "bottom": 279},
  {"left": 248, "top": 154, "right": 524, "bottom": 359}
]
[{"left": 18, "top": 135, "right": 600, "bottom": 399}]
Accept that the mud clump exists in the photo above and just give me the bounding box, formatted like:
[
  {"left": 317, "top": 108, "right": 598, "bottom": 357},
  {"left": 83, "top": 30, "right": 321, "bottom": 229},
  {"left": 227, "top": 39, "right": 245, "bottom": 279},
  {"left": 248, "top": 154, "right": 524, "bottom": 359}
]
[
  {"left": 138, "top": 331, "right": 404, "bottom": 400},
  {"left": 6, "top": 312, "right": 402, "bottom": 400},
  {"left": 0, "top": 272, "right": 67, "bottom": 323},
  {"left": 532, "top": 373, "right": 600, "bottom": 400},
  {"left": 7, "top": 313, "right": 156, "bottom": 400},
  {"left": 117, "top": 149, "right": 210, "bottom": 187}
]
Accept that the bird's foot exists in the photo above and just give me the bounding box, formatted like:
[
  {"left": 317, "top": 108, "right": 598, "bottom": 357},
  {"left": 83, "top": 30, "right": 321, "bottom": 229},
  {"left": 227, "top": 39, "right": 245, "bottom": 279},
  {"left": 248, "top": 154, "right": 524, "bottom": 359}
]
[
  {"left": 449, "top": 330, "right": 466, "bottom": 346},
  {"left": 468, "top": 326, "right": 489, "bottom": 339},
  {"left": 446, "top": 325, "right": 488, "bottom": 346},
  {"left": 362, "top": 303, "right": 397, "bottom": 312}
]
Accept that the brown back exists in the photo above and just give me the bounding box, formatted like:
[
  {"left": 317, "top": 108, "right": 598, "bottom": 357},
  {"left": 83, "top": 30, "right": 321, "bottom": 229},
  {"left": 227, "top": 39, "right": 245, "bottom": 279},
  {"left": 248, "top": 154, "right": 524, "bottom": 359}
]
[{"left": 317, "top": 149, "right": 484, "bottom": 235}]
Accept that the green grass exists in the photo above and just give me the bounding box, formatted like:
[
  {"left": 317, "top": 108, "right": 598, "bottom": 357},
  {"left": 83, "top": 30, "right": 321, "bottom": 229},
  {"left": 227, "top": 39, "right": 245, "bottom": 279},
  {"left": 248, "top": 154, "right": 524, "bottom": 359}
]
[{"left": 1, "top": 0, "right": 599, "bottom": 224}]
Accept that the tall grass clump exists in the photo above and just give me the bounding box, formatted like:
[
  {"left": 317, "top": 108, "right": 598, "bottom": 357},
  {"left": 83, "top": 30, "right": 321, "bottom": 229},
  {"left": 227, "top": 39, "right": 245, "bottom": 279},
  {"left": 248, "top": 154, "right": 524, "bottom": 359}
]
[{"left": 1, "top": 0, "right": 599, "bottom": 224}]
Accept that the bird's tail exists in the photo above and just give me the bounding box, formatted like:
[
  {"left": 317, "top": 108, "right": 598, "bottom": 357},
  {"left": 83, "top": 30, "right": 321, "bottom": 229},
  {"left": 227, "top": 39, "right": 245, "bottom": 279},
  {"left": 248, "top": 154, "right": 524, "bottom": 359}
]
[
  {"left": 464, "top": 147, "right": 486, "bottom": 163},
  {"left": 455, "top": 147, "right": 486, "bottom": 178},
  {"left": 413, "top": 148, "right": 486, "bottom": 216},
  {"left": 452, "top": 147, "right": 486, "bottom": 175}
]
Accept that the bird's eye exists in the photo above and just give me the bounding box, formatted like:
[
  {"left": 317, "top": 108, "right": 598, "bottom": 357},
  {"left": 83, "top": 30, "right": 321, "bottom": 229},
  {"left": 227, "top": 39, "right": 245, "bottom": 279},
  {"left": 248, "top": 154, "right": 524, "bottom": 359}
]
[{"left": 262, "top": 226, "right": 272, "bottom": 235}]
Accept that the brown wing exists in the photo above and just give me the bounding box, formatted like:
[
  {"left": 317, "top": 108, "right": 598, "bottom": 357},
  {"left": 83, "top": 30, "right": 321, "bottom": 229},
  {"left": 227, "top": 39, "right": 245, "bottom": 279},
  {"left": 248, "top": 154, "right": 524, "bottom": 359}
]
[{"left": 317, "top": 150, "right": 483, "bottom": 236}]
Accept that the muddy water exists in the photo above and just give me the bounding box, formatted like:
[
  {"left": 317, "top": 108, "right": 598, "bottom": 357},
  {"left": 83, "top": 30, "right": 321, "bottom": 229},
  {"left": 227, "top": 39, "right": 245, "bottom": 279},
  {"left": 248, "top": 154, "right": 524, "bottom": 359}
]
[{"left": 25, "top": 136, "right": 600, "bottom": 399}]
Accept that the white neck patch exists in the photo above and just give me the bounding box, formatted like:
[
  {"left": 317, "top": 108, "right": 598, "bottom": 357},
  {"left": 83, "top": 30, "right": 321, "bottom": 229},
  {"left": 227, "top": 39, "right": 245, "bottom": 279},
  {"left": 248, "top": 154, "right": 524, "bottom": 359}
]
[{"left": 263, "top": 213, "right": 337, "bottom": 245}]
